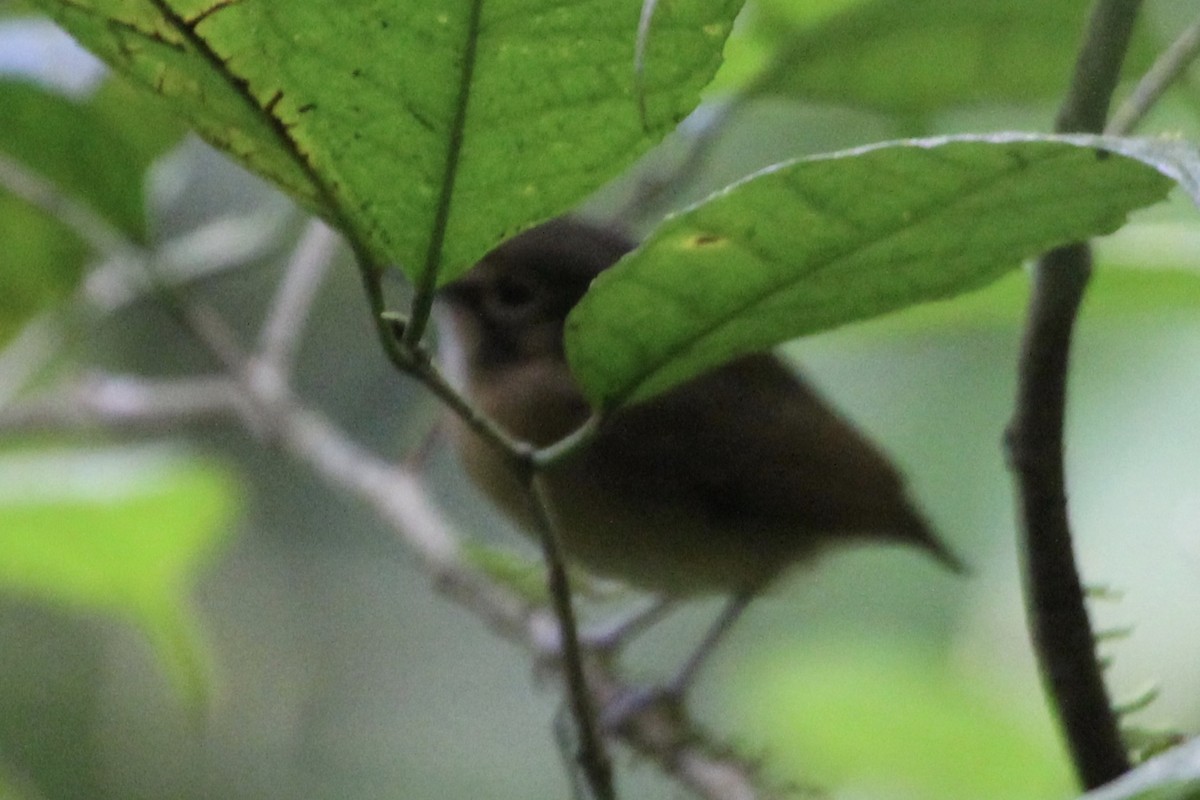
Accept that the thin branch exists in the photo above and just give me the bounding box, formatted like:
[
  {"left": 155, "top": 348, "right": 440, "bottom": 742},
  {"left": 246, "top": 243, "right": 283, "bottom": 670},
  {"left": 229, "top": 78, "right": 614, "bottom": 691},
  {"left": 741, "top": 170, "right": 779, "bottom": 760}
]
[
  {"left": 254, "top": 218, "right": 340, "bottom": 389},
  {"left": 524, "top": 476, "right": 614, "bottom": 799},
  {"left": 0, "top": 315, "right": 65, "bottom": 407},
  {"left": 1006, "top": 0, "right": 1141, "bottom": 789},
  {"left": 85, "top": 204, "right": 297, "bottom": 314},
  {"left": 173, "top": 298, "right": 254, "bottom": 377},
  {"left": 0, "top": 152, "right": 129, "bottom": 258},
  {"left": 0, "top": 374, "right": 245, "bottom": 432},
  {"left": 616, "top": 98, "right": 742, "bottom": 225},
  {"left": 1107, "top": 12, "right": 1200, "bottom": 135}
]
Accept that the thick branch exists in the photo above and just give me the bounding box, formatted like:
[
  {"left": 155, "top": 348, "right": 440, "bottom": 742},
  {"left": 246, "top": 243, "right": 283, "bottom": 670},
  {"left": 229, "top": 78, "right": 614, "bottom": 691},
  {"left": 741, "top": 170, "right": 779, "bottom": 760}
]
[{"left": 1006, "top": 0, "right": 1140, "bottom": 789}]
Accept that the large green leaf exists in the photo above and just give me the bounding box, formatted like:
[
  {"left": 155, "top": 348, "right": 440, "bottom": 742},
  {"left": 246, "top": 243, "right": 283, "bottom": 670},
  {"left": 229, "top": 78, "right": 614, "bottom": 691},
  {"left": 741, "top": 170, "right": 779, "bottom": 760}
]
[
  {"left": 0, "top": 446, "right": 236, "bottom": 708},
  {"left": 724, "top": 0, "right": 1155, "bottom": 115},
  {"left": 31, "top": 0, "right": 742, "bottom": 284},
  {"left": 565, "top": 134, "right": 1178, "bottom": 409}
]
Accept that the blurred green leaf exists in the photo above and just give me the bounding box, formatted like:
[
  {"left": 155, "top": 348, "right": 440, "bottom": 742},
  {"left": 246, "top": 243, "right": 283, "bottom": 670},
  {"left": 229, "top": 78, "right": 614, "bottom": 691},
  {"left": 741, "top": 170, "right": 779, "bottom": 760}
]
[
  {"left": 88, "top": 74, "right": 188, "bottom": 166},
  {"left": 734, "top": 638, "right": 1074, "bottom": 800},
  {"left": 1082, "top": 738, "right": 1200, "bottom": 800},
  {"left": 0, "top": 78, "right": 148, "bottom": 241},
  {"left": 0, "top": 446, "right": 237, "bottom": 709},
  {"left": 463, "top": 542, "right": 550, "bottom": 605},
  {"left": 722, "top": 0, "right": 1156, "bottom": 116},
  {"left": 29, "top": 0, "right": 742, "bottom": 284},
  {"left": 0, "top": 193, "right": 87, "bottom": 345},
  {"left": 566, "top": 135, "right": 1174, "bottom": 409}
]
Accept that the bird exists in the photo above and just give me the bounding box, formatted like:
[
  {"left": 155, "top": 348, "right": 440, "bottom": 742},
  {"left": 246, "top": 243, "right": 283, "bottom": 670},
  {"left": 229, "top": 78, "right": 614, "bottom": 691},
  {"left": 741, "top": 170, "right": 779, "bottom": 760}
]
[{"left": 436, "top": 216, "right": 962, "bottom": 711}]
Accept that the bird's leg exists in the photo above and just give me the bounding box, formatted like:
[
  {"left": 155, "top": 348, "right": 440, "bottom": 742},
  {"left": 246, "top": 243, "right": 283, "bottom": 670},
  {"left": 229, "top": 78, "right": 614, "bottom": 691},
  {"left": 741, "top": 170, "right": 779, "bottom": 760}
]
[
  {"left": 583, "top": 595, "right": 674, "bottom": 654},
  {"left": 667, "top": 590, "right": 754, "bottom": 697},
  {"left": 600, "top": 591, "right": 754, "bottom": 731}
]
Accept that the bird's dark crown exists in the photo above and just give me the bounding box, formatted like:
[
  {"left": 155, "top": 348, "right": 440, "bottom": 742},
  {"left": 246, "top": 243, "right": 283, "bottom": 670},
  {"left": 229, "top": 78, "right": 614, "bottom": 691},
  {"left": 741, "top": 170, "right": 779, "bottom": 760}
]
[{"left": 441, "top": 218, "right": 635, "bottom": 368}]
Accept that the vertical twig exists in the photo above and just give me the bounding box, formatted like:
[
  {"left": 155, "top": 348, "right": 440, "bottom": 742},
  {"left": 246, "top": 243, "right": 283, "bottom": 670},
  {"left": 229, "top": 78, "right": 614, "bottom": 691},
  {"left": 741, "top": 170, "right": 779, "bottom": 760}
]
[
  {"left": 525, "top": 477, "right": 615, "bottom": 800},
  {"left": 359, "top": 264, "right": 615, "bottom": 800},
  {"left": 1006, "top": 0, "right": 1141, "bottom": 789}
]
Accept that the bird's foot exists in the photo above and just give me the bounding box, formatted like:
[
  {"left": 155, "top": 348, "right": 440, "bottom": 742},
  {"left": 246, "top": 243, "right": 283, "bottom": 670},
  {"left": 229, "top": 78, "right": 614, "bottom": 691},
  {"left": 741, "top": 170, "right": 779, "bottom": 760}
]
[{"left": 600, "top": 681, "right": 687, "bottom": 733}]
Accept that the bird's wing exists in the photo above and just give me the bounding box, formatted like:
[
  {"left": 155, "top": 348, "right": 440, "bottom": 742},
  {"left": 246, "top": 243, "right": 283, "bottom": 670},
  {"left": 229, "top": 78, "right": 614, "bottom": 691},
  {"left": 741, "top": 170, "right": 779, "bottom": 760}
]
[{"left": 586, "top": 354, "right": 927, "bottom": 537}]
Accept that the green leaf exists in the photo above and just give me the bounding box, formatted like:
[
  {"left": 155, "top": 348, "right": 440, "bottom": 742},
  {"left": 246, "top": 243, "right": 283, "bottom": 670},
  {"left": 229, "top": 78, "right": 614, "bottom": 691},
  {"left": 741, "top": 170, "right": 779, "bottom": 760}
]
[
  {"left": 726, "top": 0, "right": 1156, "bottom": 115},
  {"left": 0, "top": 445, "right": 237, "bottom": 709},
  {"left": 734, "top": 638, "right": 1075, "bottom": 800},
  {"left": 0, "top": 78, "right": 148, "bottom": 242},
  {"left": 31, "top": 0, "right": 742, "bottom": 283},
  {"left": 88, "top": 74, "right": 189, "bottom": 166},
  {"left": 1082, "top": 738, "right": 1200, "bottom": 800},
  {"left": 566, "top": 134, "right": 1176, "bottom": 409},
  {"left": 0, "top": 193, "right": 88, "bottom": 345}
]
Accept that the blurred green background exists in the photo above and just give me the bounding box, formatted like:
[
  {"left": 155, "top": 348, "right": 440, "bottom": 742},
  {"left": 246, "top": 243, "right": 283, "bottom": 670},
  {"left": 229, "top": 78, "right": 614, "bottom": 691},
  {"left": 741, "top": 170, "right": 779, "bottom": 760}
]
[{"left": 2, "top": 2, "right": 1200, "bottom": 798}]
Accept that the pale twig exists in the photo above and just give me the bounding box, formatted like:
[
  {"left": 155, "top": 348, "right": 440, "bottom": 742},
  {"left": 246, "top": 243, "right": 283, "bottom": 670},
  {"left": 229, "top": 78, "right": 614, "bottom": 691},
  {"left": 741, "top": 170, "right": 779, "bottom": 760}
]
[
  {"left": 85, "top": 204, "right": 296, "bottom": 313},
  {"left": 0, "top": 151, "right": 129, "bottom": 257},
  {"left": 1107, "top": 12, "right": 1200, "bottom": 135},
  {"left": 256, "top": 219, "right": 340, "bottom": 374},
  {"left": 617, "top": 98, "right": 743, "bottom": 224},
  {"left": 0, "top": 373, "right": 244, "bottom": 432},
  {"left": 0, "top": 315, "right": 65, "bottom": 406}
]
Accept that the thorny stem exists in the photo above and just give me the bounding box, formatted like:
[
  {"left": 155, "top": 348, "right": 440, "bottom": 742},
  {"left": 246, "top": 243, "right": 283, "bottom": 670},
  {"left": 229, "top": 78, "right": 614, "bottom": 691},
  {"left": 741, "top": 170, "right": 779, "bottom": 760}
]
[{"left": 1007, "top": 0, "right": 1140, "bottom": 790}]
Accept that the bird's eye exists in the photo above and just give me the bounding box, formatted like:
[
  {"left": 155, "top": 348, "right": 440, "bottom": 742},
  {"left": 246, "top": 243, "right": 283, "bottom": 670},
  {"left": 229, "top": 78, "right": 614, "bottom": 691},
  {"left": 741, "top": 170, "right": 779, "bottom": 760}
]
[
  {"left": 493, "top": 274, "right": 537, "bottom": 309},
  {"left": 483, "top": 272, "right": 545, "bottom": 325}
]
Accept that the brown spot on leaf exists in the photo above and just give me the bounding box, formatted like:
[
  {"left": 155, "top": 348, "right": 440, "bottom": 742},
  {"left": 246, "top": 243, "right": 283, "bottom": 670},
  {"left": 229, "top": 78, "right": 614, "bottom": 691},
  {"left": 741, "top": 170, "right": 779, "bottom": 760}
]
[{"left": 684, "top": 232, "right": 727, "bottom": 248}]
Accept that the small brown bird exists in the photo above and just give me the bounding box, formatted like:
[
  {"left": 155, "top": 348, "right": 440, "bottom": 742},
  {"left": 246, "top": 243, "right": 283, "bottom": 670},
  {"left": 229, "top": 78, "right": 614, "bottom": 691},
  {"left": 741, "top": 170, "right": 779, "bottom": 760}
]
[{"left": 438, "top": 217, "right": 961, "bottom": 697}]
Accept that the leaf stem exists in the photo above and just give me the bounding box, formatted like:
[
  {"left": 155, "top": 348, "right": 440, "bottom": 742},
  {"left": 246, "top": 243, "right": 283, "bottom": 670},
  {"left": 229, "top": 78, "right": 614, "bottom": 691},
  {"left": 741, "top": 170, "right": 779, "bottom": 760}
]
[{"left": 402, "top": 0, "right": 485, "bottom": 349}]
